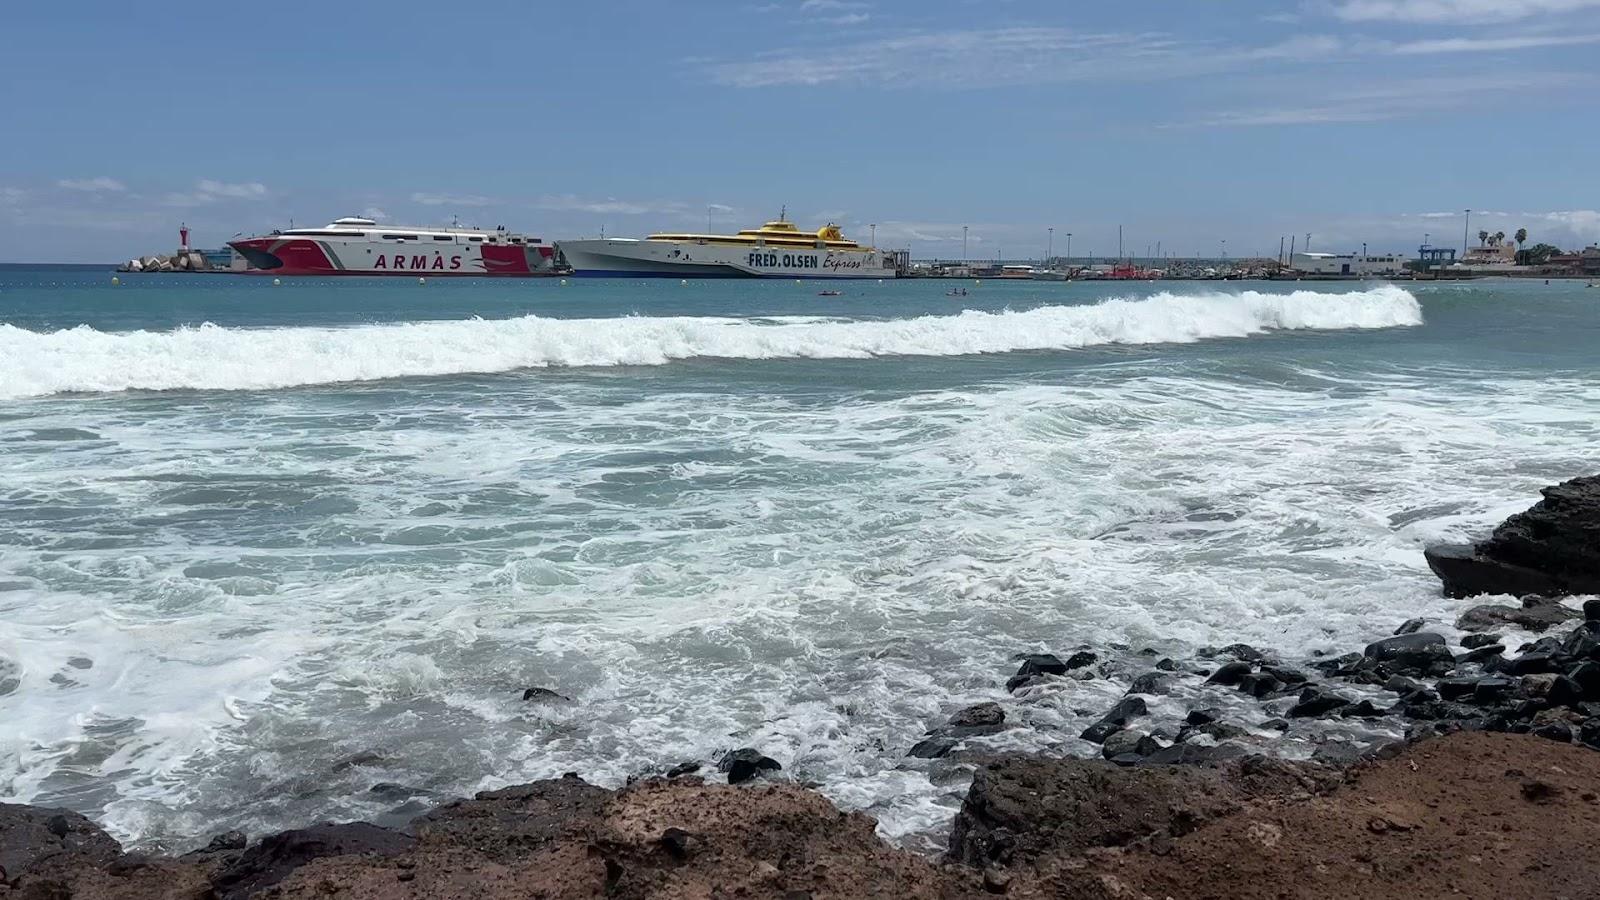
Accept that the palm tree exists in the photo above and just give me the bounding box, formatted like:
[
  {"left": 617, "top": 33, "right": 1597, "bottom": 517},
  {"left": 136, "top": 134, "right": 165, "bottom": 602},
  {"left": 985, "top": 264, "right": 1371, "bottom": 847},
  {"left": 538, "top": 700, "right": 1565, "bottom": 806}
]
[
  {"left": 1494, "top": 231, "right": 1505, "bottom": 247},
  {"left": 1478, "top": 229, "right": 1489, "bottom": 246},
  {"left": 1515, "top": 228, "right": 1528, "bottom": 248}
]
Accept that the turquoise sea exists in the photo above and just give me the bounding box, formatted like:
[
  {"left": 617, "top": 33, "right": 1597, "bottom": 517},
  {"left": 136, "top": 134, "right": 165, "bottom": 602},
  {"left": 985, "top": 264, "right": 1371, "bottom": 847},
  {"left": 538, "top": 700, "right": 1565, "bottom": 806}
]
[{"left": 1, "top": 266, "right": 1596, "bottom": 849}]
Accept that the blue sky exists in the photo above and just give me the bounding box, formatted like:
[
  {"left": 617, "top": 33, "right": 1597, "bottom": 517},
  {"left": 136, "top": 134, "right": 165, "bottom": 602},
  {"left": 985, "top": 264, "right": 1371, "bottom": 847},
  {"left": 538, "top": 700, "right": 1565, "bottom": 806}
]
[{"left": 2, "top": 0, "right": 1597, "bottom": 262}]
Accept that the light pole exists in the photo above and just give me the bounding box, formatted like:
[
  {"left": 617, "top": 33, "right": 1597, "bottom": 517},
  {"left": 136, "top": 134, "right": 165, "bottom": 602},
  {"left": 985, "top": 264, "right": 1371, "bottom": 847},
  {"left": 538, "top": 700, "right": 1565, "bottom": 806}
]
[
  {"left": 870, "top": 223, "right": 876, "bottom": 247},
  {"left": 1463, "top": 209, "right": 1471, "bottom": 255},
  {"left": 1066, "top": 232, "right": 1072, "bottom": 262},
  {"left": 962, "top": 225, "right": 968, "bottom": 263},
  {"left": 1047, "top": 227, "right": 1054, "bottom": 265}
]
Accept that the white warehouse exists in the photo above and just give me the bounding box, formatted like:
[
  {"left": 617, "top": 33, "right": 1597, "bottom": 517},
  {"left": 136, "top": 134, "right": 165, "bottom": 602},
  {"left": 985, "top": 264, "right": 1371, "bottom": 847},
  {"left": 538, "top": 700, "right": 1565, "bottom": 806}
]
[{"left": 1291, "top": 251, "right": 1407, "bottom": 276}]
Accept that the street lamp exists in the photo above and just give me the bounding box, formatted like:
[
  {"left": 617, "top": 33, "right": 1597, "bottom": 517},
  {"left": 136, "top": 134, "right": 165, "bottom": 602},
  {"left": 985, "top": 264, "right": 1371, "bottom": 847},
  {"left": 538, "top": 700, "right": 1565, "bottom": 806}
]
[
  {"left": 1464, "top": 209, "right": 1471, "bottom": 255},
  {"left": 1047, "top": 227, "right": 1054, "bottom": 265},
  {"left": 1066, "top": 232, "right": 1072, "bottom": 261},
  {"left": 870, "top": 223, "right": 876, "bottom": 247},
  {"left": 962, "top": 225, "right": 968, "bottom": 262}
]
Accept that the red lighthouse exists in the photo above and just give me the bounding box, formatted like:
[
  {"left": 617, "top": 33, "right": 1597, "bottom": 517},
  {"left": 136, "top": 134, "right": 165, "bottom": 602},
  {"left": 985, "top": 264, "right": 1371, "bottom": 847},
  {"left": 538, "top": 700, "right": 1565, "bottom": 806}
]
[{"left": 179, "top": 223, "right": 190, "bottom": 252}]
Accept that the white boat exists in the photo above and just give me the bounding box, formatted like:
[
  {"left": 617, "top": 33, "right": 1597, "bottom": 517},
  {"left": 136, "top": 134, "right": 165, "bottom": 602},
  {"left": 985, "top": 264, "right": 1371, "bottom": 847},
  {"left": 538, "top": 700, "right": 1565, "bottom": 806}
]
[
  {"left": 557, "top": 214, "right": 897, "bottom": 279},
  {"left": 229, "top": 217, "right": 560, "bottom": 277}
]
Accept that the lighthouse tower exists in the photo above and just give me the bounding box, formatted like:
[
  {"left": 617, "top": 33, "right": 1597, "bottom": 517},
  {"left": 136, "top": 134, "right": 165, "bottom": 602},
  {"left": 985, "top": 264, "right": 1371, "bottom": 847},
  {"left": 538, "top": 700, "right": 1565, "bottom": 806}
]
[{"left": 179, "top": 223, "right": 190, "bottom": 253}]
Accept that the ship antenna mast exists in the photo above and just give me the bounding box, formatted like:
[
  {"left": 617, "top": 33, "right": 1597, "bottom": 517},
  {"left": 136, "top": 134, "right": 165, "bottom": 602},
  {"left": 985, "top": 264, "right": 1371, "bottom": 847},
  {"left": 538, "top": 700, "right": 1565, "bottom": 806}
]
[{"left": 780, "top": 205, "right": 787, "bottom": 222}]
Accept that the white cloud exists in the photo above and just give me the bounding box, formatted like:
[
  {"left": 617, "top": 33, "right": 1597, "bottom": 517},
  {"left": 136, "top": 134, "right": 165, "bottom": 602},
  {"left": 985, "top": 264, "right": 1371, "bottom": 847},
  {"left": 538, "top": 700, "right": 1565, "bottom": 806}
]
[
  {"left": 822, "top": 12, "right": 870, "bottom": 24},
  {"left": 0, "top": 187, "right": 24, "bottom": 206},
  {"left": 361, "top": 207, "right": 388, "bottom": 221},
  {"left": 799, "top": 0, "right": 862, "bottom": 9},
  {"left": 160, "top": 179, "right": 269, "bottom": 207},
  {"left": 706, "top": 28, "right": 1349, "bottom": 89},
  {"left": 57, "top": 176, "right": 126, "bottom": 192},
  {"left": 197, "top": 179, "right": 267, "bottom": 198},
  {"left": 1332, "top": 0, "right": 1600, "bottom": 21},
  {"left": 411, "top": 192, "right": 494, "bottom": 207},
  {"left": 1191, "top": 72, "right": 1575, "bottom": 127},
  {"left": 535, "top": 194, "right": 736, "bottom": 218},
  {"left": 1390, "top": 32, "right": 1600, "bottom": 53}
]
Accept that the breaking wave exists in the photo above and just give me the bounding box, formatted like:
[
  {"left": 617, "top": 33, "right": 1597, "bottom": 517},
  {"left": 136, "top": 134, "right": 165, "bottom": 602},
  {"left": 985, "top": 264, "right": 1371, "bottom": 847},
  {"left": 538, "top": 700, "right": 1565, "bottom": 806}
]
[{"left": 0, "top": 286, "right": 1422, "bottom": 398}]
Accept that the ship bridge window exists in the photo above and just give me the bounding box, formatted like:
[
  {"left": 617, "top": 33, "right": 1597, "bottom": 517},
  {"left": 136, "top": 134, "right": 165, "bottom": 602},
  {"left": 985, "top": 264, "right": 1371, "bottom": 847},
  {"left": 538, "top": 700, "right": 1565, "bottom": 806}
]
[
  {"left": 468, "top": 236, "right": 483, "bottom": 242},
  {"left": 433, "top": 236, "right": 455, "bottom": 242},
  {"left": 382, "top": 234, "right": 420, "bottom": 241},
  {"left": 284, "top": 230, "right": 366, "bottom": 237},
  {"left": 511, "top": 238, "right": 523, "bottom": 244}
]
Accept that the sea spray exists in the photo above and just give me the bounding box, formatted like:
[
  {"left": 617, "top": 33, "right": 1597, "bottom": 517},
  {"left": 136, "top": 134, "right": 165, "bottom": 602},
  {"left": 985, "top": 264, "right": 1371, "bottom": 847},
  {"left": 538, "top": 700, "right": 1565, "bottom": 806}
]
[{"left": 0, "top": 286, "right": 1424, "bottom": 398}]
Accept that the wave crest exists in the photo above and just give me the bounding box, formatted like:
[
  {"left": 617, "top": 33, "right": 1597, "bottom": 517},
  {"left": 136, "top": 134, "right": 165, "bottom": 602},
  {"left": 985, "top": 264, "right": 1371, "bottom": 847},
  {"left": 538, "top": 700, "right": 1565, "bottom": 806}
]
[{"left": 0, "top": 286, "right": 1423, "bottom": 398}]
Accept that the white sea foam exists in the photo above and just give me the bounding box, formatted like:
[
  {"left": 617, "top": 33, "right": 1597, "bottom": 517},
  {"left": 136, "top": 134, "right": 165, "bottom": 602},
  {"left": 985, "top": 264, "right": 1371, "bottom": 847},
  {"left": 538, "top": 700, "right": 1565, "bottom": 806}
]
[{"left": 0, "top": 286, "right": 1423, "bottom": 398}]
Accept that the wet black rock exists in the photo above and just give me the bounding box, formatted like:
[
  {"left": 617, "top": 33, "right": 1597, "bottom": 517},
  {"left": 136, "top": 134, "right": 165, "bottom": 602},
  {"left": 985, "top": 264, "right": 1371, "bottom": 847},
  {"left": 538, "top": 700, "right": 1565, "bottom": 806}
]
[
  {"left": 1288, "top": 685, "right": 1351, "bottom": 718},
  {"left": 1548, "top": 675, "right": 1585, "bottom": 708},
  {"left": 949, "top": 702, "right": 1006, "bottom": 728},
  {"left": 1217, "top": 643, "right": 1268, "bottom": 663},
  {"left": 1195, "top": 721, "right": 1250, "bottom": 741},
  {"left": 1534, "top": 722, "right": 1574, "bottom": 743},
  {"left": 1341, "top": 700, "right": 1389, "bottom": 719},
  {"left": 1569, "top": 662, "right": 1600, "bottom": 698},
  {"left": 1064, "top": 651, "right": 1098, "bottom": 671},
  {"left": 212, "top": 823, "right": 415, "bottom": 900},
  {"left": 1586, "top": 598, "right": 1600, "bottom": 622},
  {"left": 1456, "top": 601, "right": 1581, "bottom": 634},
  {"left": 1364, "top": 632, "right": 1454, "bottom": 677},
  {"left": 1473, "top": 677, "right": 1515, "bottom": 704},
  {"left": 1395, "top": 617, "right": 1426, "bottom": 635},
  {"left": 1457, "top": 645, "right": 1506, "bottom": 666},
  {"left": 908, "top": 737, "right": 956, "bottom": 759},
  {"left": 1100, "top": 729, "right": 1146, "bottom": 760},
  {"left": 1080, "top": 697, "right": 1148, "bottom": 744},
  {"left": 1205, "top": 661, "right": 1253, "bottom": 686},
  {"left": 1184, "top": 707, "right": 1222, "bottom": 727},
  {"left": 521, "top": 687, "right": 573, "bottom": 703},
  {"left": 1006, "top": 654, "right": 1067, "bottom": 691},
  {"left": 1384, "top": 675, "right": 1427, "bottom": 697},
  {"left": 1581, "top": 718, "right": 1600, "bottom": 747},
  {"left": 1437, "top": 677, "right": 1482, "bottom": 702},
  {"left": 665, "top": 761, "right": 701, "bottom": 778},
  {"left": 1262, "top": 718, "right": 1290, "bottom": 731},
  {"left": 1461, "top": 633, "right": 1504, "bottom": 650},
  {"left": 1261, "top": 665, "right": 1308, "bottom": 685},
  {"left": 1155, "top": 657, "right": 1179, "bottom": 672},
  {"left": 717, "top": 749, "right": 782, "bottom": 784},
  {"left": 1310, "top": 652, "right": 1363, "bottom": 676},
  {"left": 1427, "top": 544, "right": 1571, "bottom": 600},
  {"left": 1238, "top": 673, "right": 1283, "bottom": 699},
  {"left": 1503, "top": 653, "right": 1560, "bottom": 676},
  {"left": 1561, "top": 623, "right": 1600, "bottom": 661},
  {"left": 1127, "top": 672, "right": 1173, "bottom": 695},
  {"left": 1475, "top": 476, "right": 1600, "bottom": 596}
]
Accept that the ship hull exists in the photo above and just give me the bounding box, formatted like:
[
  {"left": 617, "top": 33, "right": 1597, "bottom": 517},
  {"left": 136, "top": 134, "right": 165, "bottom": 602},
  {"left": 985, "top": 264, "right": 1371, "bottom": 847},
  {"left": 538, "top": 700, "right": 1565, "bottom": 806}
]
[
  {"left": 229, "top": 236, "right": 560, "bottom": 277},
  {"left": 558, "top": 239, "right": 896, "bottom": 279}
]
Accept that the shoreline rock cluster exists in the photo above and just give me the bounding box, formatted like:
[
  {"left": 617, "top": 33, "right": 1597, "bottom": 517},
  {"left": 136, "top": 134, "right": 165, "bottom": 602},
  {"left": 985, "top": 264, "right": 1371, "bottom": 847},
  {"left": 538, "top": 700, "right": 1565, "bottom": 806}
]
[{"left": 5, "top": 475, "right": 1600, "bottom": 898}]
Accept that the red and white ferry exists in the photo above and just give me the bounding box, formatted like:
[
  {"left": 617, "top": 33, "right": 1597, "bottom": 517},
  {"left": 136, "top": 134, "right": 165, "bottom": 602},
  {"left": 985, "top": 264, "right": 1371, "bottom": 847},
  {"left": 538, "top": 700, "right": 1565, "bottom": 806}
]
[{"left": 229, "top": 217, "right": 561, "bottom": 277}]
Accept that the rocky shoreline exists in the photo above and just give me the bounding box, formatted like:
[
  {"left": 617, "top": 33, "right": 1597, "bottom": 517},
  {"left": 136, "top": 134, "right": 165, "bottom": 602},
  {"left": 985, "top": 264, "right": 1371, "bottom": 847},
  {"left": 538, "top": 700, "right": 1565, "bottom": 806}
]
[{"left": 5, "top": 475, "right": 1599, "bottom": 899}]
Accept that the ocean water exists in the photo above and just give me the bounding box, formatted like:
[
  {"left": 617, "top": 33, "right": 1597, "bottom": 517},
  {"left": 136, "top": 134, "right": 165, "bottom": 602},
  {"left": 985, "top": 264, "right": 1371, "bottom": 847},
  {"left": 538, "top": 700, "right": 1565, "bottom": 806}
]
[{"left": 1, "top": 267, "right": 1596, "bottom": 851}]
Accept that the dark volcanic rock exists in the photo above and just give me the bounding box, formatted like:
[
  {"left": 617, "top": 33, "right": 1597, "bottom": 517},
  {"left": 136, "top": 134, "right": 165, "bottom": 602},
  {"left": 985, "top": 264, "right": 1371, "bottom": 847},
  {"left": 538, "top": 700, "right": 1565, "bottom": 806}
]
[
  {"left": 212, "top": 822, "right": 414, "bottom": 900},
  {"left": 1205, "top": 661, "right": 1253, "bottom": 686},
  {"left": 1261, "top": 665, "right": 1308, "bottom": 685},
  {"left": 1128, "top": 672, "right": 1174, "bottom": 695},
  {"left": 1238, "top": 672, "right": 1283, "bottom": 699},
  {"left": 907, "top": 737, "right": 957, "bottom": 759},
  {"left": 1503, "top": 653, "right": 1560, "bottom": 676},
  {"left": 1384, "top": 675, "right": 1427, "bottom": 697},
  {"left": 1080, "top": 697, "right": 1148, "bottom": 744},
  {"left": 1457, "top": 644, "right": 1506, "bottom": 666},
  {"left": 1064, "top": 651, "right": 1098, "bottom": 671},
  {"left": 521, "top": 687, "right": 573, "bottom": 703},
  {"left": 1364, "top": 632, "right": 1454, "bottom": 677},
  {"left": 1217, "top": 643, "right": 1268, "bottom": 663},
  {"left": 1006, "top": 653, "right": 1068, "bottom": 691},
  {"left": 0, "top": 803, "right": 123, "bottom": 886},
  {"left": 1428, "top": 476, "right": 1600, "bottom": 599},
  {"left": 1461, "top": 633, "right": 1504, "bottom": 650},
  {"left": 949, "top": 702, "right": 1006, "bottom": 728},
  {"left": 717, "top": 749, "right": 782, "bottom": 784},
  {"left": 1185, "top": 707, "right": 1222, "bottom": 727},
  {"left": 1288, "top": 685, "right": 1352, "bottom": 718},
  {"left": 1479, "top": 476, "right": 1600, "bottom": 592},
  {"left": 665, "top": 761, "right": 701, "bottom": 778},
  {"left": 1100, "top": 729, "right": 1147, "bottom": 760},
  {"left": 1395, "top": 617, "right": 1427, "bottom": 635},
  {"left": 1456, "top": 601, "right": 1581, "bottom": 634}
]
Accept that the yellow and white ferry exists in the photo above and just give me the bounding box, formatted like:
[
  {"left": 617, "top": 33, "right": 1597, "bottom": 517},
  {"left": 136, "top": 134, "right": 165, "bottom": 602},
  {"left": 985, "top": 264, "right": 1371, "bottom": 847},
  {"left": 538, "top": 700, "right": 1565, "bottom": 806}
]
[{"left": 557, "top": 213, "right": 897, "bottom": 279}]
